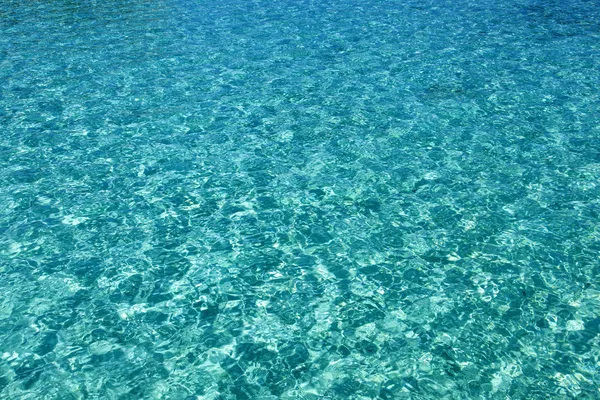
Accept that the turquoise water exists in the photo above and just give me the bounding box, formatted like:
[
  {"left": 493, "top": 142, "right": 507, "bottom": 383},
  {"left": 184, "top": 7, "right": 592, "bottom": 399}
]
[{"left": 1, "top": 0, "right": 600, "bottom": 398}]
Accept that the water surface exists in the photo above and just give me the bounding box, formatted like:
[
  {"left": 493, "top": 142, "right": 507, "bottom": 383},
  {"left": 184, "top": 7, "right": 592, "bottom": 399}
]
[{"left": 1, "top": 0, "right": 600, "bottom": 398}]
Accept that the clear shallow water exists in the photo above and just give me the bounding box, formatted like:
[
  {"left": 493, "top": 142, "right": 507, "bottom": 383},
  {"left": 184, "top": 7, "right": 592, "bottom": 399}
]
[{"left": 1, "top": 0, "right": 600, "bottom": 398}]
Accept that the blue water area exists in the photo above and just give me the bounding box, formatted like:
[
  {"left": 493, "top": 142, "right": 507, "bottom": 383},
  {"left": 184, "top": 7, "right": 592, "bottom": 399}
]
[{"left": 1, "top": 0, "right": 600, "bottom": 398}]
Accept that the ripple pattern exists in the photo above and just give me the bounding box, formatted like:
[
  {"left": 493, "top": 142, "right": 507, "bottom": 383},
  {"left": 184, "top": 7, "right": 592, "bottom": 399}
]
[{"left": 1, "top": 0, "right": 600, "bottom": 398}]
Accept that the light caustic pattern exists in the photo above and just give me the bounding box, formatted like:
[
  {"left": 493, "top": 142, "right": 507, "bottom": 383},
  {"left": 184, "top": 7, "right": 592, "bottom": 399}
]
[{"left": 1, "top": 0, "right": 600, "bottom": 398}]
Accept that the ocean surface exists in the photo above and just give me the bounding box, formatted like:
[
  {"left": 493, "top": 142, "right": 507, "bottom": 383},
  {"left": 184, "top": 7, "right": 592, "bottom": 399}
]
[{"left": 1, "top": 0, "right": 600, "bottom": 398}]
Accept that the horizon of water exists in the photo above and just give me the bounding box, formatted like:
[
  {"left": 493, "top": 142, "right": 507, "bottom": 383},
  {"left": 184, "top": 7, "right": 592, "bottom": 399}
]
[{"left": 1, "top": 0, "right": 600, "bottom": 398}]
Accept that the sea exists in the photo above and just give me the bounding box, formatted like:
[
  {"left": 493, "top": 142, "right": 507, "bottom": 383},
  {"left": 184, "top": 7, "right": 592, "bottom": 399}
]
[{"left": 1, "top": 0, "right": 600, "bottom": 398}]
